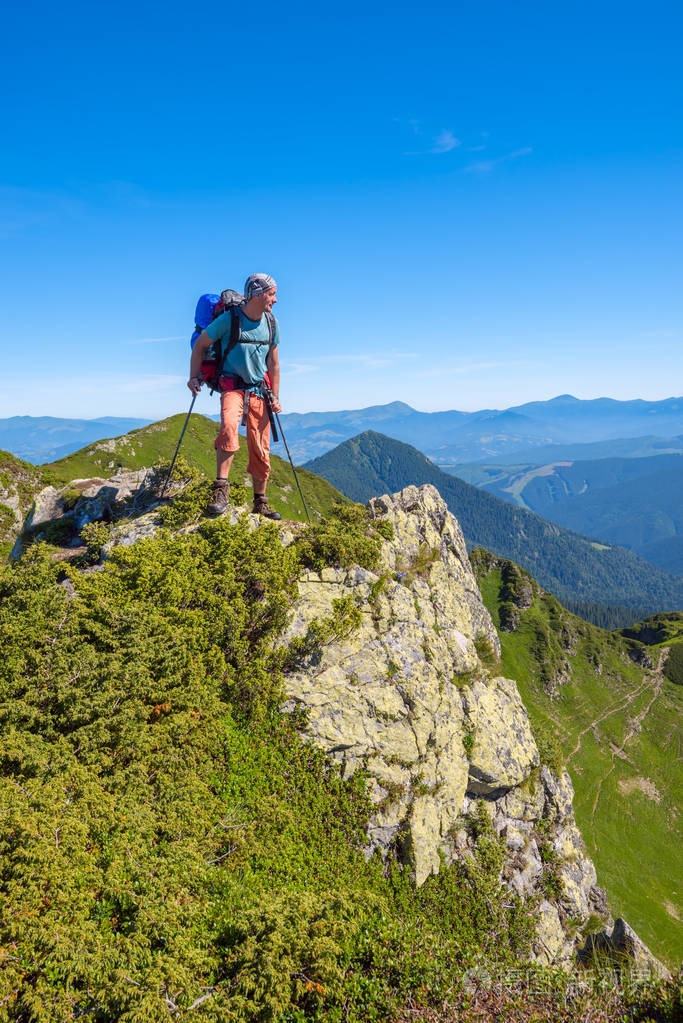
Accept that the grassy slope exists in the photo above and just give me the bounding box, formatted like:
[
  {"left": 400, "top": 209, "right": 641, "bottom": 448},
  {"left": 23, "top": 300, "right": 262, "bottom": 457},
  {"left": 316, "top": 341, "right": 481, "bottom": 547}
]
[
  {"left": 40, "top": 413, "right": 347, "bottom": 523},
  {"left": 619, "top": 611, "right": 683, "bottom": 689},
  {"left": 476, "top": 563, "right": 683, "bottom": 968}
]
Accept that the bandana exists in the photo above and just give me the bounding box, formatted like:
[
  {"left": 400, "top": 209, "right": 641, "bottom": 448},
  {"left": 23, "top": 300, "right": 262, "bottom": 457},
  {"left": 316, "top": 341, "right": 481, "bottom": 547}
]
[{"left": 244, "top": 273, "right": 277, "bottom": 299}]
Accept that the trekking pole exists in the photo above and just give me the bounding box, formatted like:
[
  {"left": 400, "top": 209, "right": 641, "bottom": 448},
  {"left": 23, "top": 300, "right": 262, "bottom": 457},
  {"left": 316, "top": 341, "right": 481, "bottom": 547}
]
[
  {"left": 264, "top": 390, "right": 311, "bottom": 523},
  {"left": 159, "top": 392, "right": 197, "bottom": 499}
]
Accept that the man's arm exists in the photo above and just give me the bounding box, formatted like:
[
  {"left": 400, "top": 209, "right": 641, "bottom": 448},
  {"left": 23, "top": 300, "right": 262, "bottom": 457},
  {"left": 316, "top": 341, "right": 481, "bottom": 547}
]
[
  {"left": 266, "top": 346, "right": 281, "bottom": 413},
  {"left": 187, "top": 331, "right": 214, "bottom": 393}
]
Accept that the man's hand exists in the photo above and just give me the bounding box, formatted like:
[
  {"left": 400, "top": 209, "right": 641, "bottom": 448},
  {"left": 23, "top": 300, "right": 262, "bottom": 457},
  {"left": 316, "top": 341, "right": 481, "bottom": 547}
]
[
  {"left": 269, "top": 395, "right": 282, "bottom": 414},
  {"left": 188, "top": 376, "right": 203, "bottom": 395}
]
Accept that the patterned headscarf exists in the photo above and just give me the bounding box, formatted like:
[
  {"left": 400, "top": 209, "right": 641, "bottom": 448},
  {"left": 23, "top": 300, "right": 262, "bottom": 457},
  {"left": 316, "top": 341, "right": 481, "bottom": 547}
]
[{"left": 244, "top": 273, "right": 277, "bottom": 299}]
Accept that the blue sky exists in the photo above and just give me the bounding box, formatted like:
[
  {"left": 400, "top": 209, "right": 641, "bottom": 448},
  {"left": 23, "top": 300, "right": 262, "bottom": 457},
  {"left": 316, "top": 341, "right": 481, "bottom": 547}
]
[{"left": 1, "top": 0, "right": 682, "bottom": 419}]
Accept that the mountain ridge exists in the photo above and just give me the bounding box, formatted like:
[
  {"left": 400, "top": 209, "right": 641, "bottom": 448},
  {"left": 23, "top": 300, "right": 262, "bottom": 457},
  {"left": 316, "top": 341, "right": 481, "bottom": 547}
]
[
  {"left": 304, "top": 430, "right": 683, "bottom": 618},
  {"left": 5, "top": 394, "right": 683, "bottom": 466}
]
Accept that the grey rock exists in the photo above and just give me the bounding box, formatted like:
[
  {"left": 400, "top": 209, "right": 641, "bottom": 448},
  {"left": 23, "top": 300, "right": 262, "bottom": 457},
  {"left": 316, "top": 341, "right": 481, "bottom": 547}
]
[
  {"left": 541, "top": 766, "right": 574, "bottom": 822},
  {"left": 580, "top": 918, "right": 670, "bottom": 980},
  {"left": 462, "top": 675, "right": 540, "bottom": 795},
  {"left": 533, "top": 900, "right": 574, "bottom": 966},
  {"left": 25, "top": 486, "right": 66, "bottom": 530}
]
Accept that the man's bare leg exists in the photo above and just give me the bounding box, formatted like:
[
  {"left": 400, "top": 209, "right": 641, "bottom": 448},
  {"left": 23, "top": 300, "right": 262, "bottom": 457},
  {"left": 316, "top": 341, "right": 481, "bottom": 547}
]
[{"left": 217, "top": 449, "right": 235, "bottom": 480}]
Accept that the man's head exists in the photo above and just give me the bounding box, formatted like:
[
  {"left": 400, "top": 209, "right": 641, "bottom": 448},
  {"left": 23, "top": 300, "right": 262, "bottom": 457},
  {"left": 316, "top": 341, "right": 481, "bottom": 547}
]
[{"left": 244, "top": 273, "right": 277, "bottom": 314}]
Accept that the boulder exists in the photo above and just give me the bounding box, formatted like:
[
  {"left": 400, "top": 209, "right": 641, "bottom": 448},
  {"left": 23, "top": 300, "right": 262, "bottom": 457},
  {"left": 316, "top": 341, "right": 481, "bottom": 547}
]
[
  {"left": 24, "top": 486, "right": 66, "bottom": 530},
  {"left": 541, "top": 766, "right": 575, "bottom": 822},
  {"left": 580, "top": 917, "right": 671, "bottom": 980},
  {"left": 462, "top": 675, "right": 540, "bottom": 795}
]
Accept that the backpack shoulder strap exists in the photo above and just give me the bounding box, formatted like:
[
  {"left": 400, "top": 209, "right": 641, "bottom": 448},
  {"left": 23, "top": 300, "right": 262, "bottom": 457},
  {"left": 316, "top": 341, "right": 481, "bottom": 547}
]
[
  {"left": 265, "top": 311, "right": 276, "bottom": 348},
  {"left": 224, "top": 305, "right": 243, "bottom": 358}
]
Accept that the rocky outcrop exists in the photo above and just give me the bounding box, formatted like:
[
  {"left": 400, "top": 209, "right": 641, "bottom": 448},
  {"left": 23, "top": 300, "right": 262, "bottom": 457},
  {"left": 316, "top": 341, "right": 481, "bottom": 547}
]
[
  {"left": 0, "top": 453, "right": 45, "bottom": 553},
  {"left": 280, "top": 484, "right": 667, "bottom": 972},
  {"left": 13, "top": 471, "right": 667, "bottom": 974},
  {"left": 12, "top": 469, "right": 177, "bottom": 559}
]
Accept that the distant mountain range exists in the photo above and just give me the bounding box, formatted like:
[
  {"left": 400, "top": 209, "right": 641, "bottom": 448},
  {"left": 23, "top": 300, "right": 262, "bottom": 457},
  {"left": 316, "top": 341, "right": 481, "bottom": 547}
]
[
  {"left": 278, "top": 394, "right": 683, "bottom": 465},
  {"left": 3, "top": 396, "right": 683, "bottom": 466},
  {"left": 304, "top": 430, "right": 683, "bottom": 618},
  {"left": 0, "top": 416, "right": 152, "bottom": 463}
]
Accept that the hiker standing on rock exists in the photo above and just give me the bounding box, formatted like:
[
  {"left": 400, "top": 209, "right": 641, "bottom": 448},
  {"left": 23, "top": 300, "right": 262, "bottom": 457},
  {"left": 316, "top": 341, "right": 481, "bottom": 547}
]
[{"left": 188, "top": 273, "right": 282, "bottom": 520}]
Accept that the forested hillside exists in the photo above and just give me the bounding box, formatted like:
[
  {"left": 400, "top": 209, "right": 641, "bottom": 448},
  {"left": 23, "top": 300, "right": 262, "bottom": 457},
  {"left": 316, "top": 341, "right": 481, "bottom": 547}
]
[
  {"left": 450, "top": 454, "right": 683, "bottom": 575},
  {"left": 305, "top": 431, "right": 683, "bottom": 619}
]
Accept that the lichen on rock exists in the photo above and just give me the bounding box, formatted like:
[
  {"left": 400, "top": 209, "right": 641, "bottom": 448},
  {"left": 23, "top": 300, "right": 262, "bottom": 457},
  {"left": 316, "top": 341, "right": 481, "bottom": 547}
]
[
  {"left": 282, "top": 486, "right": 540, "bottom": 888},
  {"left": 279, "top": 483, "right": 669, "bottom": 974}
]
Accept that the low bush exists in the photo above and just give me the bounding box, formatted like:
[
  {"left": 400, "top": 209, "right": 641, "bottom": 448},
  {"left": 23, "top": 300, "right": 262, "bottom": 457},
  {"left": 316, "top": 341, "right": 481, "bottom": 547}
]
[
  {"left": 1, "top": 511, "right": 678, "bottom": 1021},
  {"left": 296, "top": 502, "right": 385, "bottom": 572}
]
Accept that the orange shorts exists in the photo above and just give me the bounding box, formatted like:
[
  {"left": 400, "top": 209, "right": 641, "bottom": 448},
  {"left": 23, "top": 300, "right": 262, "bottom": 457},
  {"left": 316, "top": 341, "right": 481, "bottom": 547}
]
[{"left": 215, "top": 389, "right": 271, "bottom": 482}]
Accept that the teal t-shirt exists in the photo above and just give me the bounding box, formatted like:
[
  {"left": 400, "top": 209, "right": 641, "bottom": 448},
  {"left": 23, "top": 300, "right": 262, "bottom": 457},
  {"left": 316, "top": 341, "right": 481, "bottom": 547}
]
[{"left": 205, "top": 308, "right": 280, "bottom": 393}]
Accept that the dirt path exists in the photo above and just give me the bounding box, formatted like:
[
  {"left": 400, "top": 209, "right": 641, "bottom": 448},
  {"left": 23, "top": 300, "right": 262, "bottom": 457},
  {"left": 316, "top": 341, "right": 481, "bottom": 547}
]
[
  {"left": 589, "top": 649, "right": 669, "bottom": 833},
  {"left": 566, "top": 673, "right": 654, "bottom": 763}
]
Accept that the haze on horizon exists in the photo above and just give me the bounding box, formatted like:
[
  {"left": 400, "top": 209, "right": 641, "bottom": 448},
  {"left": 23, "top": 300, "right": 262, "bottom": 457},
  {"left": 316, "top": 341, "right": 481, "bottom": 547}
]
[{"left": 1, "top": 0, "right": 681, "bottom": 420}]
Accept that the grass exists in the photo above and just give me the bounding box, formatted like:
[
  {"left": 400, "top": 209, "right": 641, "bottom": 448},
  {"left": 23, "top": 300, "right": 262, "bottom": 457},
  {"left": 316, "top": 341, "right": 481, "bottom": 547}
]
[
  {"left": 41, "top": 413, "right": 348, "bottom": 524},
  {"left": 476, "top": 562, "right": 683, "bottom": 969}
]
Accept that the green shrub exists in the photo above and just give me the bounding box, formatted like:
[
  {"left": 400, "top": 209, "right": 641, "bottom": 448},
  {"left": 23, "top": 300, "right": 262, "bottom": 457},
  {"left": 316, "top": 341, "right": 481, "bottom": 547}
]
[
  {"left": 374, "top": 519, "right": 394, "bottom": 541},
  {"left": 59, "top": 485, "right": 82, "bottom": 511},
  {"left": 158, "top": 477, "right": 214, "bottom": 527},
  {"left": 79, "top": 519, "right": 113, "bottom": 562},
  {"left": 0, "top": 502, "right": 15, "bottom": 535},
  {"left": 462, "top": 730, "right": 476, "bottom": 759},
  {"left": 296, "top": 502, "right": 384, "bottom": 572},
  {"left": 535, "top": 726, "right": 566, "bottom": 775}
]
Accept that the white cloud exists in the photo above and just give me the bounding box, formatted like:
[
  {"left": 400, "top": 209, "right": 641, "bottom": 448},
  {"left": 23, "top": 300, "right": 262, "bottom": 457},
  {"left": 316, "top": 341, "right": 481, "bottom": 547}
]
[
  {"left": 320, "top": 351, "right": 418, "bottom": 368},
  {"left": 414, "top": 360, "right": 532, "bottom": 378},
  {"left": 431, "top": 130, "right": 461, "bottom": 154},
  {"left": 284, "top": 362, "right": 321, "bottom": 376},
  {"left": 465, "top": 146, "right": 532, "bottom": 173}
]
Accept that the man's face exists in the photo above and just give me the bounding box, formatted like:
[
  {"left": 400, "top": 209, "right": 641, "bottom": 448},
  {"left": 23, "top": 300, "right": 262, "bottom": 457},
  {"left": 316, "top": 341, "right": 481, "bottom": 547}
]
[{"left": 252, "top": 286, "right": 277, "bottom": 314}]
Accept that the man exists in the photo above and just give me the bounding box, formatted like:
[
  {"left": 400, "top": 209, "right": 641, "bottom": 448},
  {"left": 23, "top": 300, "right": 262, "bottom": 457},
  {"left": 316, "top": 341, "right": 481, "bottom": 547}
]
[{"left": 188, "top": 273, "right": 282, "bottom": 519}]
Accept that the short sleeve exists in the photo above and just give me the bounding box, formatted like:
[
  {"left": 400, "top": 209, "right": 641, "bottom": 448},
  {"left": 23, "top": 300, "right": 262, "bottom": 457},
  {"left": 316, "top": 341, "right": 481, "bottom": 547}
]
[
  {"left": 205, "top": 311, "right": 232, "bottom": 343},
  {"left": 272, "top": 317, "right": 280, "bottom": 347}
]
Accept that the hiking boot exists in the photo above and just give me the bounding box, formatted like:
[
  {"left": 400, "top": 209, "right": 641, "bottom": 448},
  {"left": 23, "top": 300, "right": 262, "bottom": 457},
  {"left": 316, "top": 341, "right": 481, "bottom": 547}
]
[
  {"left": 205, "top": 479, "right": 230, "bottom": 516},
  {"left": 252, "top": 494, "right": 281, "bottom": 520}
]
